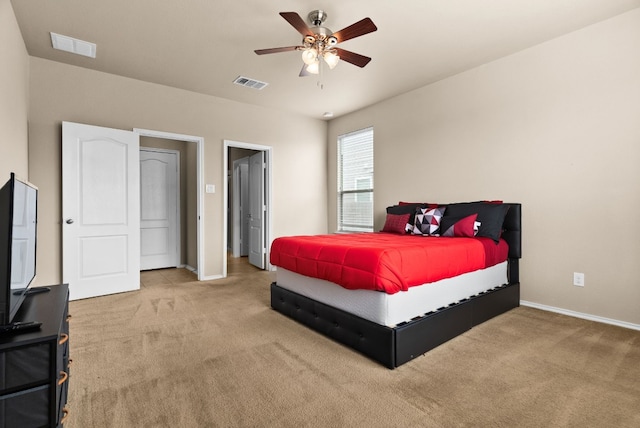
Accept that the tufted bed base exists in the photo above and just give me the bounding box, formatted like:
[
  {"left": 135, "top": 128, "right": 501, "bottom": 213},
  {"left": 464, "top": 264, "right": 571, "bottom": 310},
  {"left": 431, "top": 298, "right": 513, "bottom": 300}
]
[{"left": 271, "top": 277, "right": 519, "bottom": 369}]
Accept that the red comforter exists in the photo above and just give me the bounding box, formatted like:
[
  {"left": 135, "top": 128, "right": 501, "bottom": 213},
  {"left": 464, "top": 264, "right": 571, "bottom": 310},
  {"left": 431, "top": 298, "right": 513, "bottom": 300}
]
[{"left": 270, "top": 233, "right": 508, "bottom": 294}]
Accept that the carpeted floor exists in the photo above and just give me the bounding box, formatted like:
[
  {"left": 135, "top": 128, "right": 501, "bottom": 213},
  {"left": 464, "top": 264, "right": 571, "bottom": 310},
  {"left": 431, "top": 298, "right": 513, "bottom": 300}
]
[{"left": 66, "top": 258, "right": 640, "bottom": 427}]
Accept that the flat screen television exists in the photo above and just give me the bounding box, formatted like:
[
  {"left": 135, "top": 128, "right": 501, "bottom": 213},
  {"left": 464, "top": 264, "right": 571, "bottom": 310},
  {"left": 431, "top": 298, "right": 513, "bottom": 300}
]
[{"left": 0, "top": 173, "right": 38, "bottom": 326}]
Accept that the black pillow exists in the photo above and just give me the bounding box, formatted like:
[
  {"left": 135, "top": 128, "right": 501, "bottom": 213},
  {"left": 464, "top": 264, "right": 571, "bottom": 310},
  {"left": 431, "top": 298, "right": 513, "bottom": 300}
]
[{"left": 443, "top": 202, "right": 509, "bottom": 242}]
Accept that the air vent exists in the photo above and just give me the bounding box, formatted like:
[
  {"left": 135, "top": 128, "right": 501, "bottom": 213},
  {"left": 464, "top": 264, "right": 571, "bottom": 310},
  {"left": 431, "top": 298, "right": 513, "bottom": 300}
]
[
  {"left": 50, "top": 32, "right": 96, "bottom": 58},
  {"left": 233, "top": 76, "right": 268, "bottom": 90}
]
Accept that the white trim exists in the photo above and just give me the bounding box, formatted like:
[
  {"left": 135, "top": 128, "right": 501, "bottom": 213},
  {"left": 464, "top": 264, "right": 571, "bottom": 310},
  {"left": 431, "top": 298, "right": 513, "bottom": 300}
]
[
  {"left": 200, "top": 274, "right": 224, "bottom": 281},
  {"left": 134, "top": 128, "right": 205, "bottom": 281},
  {"left": 520, "top": 300, "right": 640, "bottom": 331},
  {"left": 223, "top": 140, "right": 273, "bottom": 278}
]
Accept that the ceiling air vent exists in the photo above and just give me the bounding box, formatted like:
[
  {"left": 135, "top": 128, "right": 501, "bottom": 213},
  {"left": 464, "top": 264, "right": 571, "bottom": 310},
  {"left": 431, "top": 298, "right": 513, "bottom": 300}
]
[
  {"left": 233, "top": 76, "right": 268, "bottom": 90},
  {"left": 50, "top": 32, "right": 96, "bottom": 58}
]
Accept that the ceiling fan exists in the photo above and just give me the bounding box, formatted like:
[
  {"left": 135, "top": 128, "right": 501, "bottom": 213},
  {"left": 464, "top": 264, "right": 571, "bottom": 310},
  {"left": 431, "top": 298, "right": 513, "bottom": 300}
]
[{"left": 255, "top": 10, "right": 377, "bottom": 76}]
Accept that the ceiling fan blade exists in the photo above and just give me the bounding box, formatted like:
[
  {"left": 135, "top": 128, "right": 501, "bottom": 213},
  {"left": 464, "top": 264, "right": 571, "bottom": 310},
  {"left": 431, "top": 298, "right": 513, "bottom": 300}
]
[
  {"left": 334, "top": 48, "right": 371, "bottom": 68},
  {"left": 331, "top": 18, "right": 377, "bottom": 43},
  {"left": 254, "top": 46, "right": 300, "bottom": 55},
  {"left": 280, "top": 12, "right": 315, "bottom": 37}
]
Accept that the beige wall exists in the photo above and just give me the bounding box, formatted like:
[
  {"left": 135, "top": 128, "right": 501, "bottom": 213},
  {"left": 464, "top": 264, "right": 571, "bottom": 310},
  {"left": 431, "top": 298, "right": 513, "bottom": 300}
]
[
  {"left": 329, "top": 9, "right": 640, "bottom": 325},
  {"left": 0, "top": 0, "right": 29, "bottom": 180},
  {"left": 28, "top": 57, "right": 328, "bottom": 286}
]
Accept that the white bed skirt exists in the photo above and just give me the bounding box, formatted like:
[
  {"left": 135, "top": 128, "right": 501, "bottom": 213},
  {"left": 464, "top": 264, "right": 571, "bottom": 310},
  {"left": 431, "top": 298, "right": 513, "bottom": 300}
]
[{"left": 275, "top": 261, "right": 509, "bottom": 327}]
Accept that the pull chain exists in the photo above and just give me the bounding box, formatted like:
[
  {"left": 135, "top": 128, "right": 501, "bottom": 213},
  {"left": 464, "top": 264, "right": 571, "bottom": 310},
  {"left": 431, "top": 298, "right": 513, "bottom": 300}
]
[{"left": 317, "top": 59, "right": 324, "bottom": 90}]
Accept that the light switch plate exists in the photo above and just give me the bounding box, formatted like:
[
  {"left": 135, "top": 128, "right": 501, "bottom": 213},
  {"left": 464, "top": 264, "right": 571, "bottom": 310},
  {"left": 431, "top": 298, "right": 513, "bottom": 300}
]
[{"left": 206, "top": 184, "right": 215, "bottom": 194}]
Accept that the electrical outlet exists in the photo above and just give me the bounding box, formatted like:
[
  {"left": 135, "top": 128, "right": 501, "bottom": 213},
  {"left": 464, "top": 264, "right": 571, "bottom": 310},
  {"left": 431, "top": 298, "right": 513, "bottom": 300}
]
[{"left": 573, "top": 272, "right": 585, "bottom": 287}]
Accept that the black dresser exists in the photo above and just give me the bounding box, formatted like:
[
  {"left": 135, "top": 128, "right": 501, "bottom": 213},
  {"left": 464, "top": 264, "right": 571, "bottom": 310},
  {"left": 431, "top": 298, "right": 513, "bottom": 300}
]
[{"left": 0, "top": 284, "right": 70, "bottom": 427}]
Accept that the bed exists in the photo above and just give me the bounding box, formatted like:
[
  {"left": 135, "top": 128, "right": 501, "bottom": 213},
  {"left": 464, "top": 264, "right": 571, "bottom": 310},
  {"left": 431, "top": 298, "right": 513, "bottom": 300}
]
[{"left": 270, "top": 202, "right": 522, "bottom": 368}]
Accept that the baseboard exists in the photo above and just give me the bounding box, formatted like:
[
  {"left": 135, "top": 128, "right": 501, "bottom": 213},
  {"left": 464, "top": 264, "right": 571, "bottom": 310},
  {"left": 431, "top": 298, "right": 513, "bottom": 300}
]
[
  {"left": 200, "top": 274, "right": 224, "bottom": 281},
  {"left": 520, "top": 300, "right": 640, "bottom": 331}
]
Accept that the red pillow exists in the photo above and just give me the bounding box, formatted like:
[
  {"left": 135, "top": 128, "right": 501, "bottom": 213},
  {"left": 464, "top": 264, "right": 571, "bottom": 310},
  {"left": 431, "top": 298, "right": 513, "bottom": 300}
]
[
  {"left": 381, "top": 213, "right": 411, "bottom": 234},
  {"left": 440, "top": 214, "right": 479, "bottom": 237}
]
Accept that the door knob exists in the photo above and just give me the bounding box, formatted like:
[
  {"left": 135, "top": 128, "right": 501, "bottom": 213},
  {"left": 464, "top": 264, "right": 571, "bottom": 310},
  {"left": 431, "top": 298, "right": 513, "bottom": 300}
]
[{"left": 66, "top": 219, "right": 74, "bottom": 224}]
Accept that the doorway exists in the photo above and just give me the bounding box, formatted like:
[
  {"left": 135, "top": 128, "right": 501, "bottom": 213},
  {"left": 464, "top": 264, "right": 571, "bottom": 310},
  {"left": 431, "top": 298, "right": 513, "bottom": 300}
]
[
  {"left": 135, "top": 128, "right": 204, "bottom": 280},
  {"left": 223, "top": 140, "right": 272, "bottom": 277}
]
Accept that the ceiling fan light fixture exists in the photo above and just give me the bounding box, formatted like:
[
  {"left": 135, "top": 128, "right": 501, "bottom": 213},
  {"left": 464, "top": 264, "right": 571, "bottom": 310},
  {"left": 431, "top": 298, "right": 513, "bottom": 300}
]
[
  {"left": 323, "top": 50, "right": 340, "bottom": 69},
  {"left": 301, "top": 48, "right": 318, "bottom": 65},
  {"left": 306, "top": 60, "right": 320, "bottom": 75}
]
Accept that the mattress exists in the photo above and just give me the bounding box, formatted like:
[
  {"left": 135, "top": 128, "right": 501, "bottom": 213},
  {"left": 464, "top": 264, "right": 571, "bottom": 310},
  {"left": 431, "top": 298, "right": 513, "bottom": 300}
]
[
  {"left": 270, "top": 233, "right": 508, "bottom": 294},
  {"left": 275, "top": 261, "right": 508, "bottom": 327}
]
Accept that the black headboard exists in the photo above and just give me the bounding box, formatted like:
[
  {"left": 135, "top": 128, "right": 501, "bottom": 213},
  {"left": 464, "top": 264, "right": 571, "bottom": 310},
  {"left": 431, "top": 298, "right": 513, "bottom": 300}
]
[
  {"left": 501, "top": 203, "right": 521, "bottom": 284},
  {"left": 502, "top": 203, "right": 521, "bottom": 259}
]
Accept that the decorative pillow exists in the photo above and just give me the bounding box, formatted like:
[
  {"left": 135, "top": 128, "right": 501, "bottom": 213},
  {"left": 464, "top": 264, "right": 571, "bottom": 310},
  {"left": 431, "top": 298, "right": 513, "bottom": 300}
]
[
  {"left": 386, "top": 203, "right": 426, "bottom": 232},
  {"left": 443, "top": 202, "right": 509, "bottom": 242},
  {"left": 411, "top": 206, "right": 446, "bottom": 236},
  {"left": 381, "top": 213, "right": 411, "bottom": 234},
  {"left": 440, "top": 214, "right": 480, "bottom": 237}
]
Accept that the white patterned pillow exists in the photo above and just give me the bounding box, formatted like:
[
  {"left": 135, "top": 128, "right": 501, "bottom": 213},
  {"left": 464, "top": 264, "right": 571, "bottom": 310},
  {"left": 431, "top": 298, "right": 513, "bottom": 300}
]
[{"left": 411, "top": 206, "right": 446, "bottom": 236}]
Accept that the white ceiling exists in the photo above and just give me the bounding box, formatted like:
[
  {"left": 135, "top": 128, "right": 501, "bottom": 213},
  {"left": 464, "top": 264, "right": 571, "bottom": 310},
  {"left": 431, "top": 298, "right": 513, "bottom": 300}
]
[{"left": 11, "top": 0, "right": 640, "bottom": 120}]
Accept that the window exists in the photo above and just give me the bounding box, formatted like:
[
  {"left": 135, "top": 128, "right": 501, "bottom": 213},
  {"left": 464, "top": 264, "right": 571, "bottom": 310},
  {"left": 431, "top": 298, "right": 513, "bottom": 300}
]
[
  {"left": 355, "top": 177, "right": 372, "bottom": 203},
  {"left": 337, "top": 127, "right": 373, "bottom": 232}
]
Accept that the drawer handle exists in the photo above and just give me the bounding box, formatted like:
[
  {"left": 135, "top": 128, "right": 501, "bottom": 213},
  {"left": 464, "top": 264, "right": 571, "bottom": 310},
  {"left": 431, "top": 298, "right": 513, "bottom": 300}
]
[
  {"left": 58, "top": 370, "right": 69, "bottom": 385},
  {"left": 60, "top": 407, "right": 70, "bottom": 424},
  {"left": 59, "top": 333, "right": 69, "bottom": 345}
]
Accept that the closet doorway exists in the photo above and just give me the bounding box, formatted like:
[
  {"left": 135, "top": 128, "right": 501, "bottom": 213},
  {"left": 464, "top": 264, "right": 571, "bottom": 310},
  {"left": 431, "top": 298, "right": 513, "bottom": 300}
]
[{"left": 136, "top": 128, "right": 204, "bottom": 279}]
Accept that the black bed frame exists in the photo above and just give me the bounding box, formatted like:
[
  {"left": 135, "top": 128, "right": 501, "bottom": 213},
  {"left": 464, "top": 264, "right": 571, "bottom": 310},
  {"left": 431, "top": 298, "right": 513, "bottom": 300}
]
[{"left": 271, "top": 203, "right": 522, "bottom": 369}]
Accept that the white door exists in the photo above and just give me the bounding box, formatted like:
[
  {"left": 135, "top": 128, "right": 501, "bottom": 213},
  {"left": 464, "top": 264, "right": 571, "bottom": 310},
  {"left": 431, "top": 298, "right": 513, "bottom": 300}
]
[
  {"left": 248, "top": 151, "right": 265, "bottom": 269},
  {"left": 240, "top": 161, "right": 249, "bottom": 257},
  {"left": 232, "top": 158, "right": 249, "bottom": 257},
  {"left": 62, "top": 122, "right": 140, "bottom": 300},
  {"left": 140, "top": 149, "right": 179, "bottom": 270}
]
